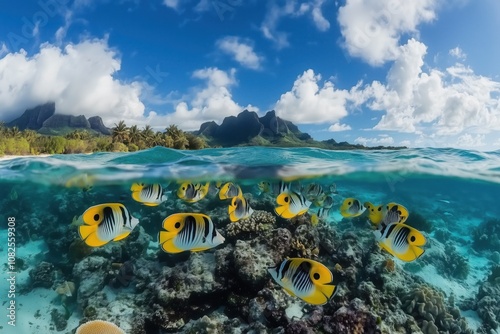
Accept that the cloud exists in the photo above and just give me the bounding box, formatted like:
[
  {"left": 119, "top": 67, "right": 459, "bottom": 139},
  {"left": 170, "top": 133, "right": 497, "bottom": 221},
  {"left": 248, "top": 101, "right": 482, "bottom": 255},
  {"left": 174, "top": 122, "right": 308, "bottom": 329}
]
[
  {"left": 362, "top": 38, "right": 500, "bottom": 138},
  {"left": 0, "top": 43, "right": 8, "bottom": 57},
  {"left": 148, "top": 67, "right": 258, "bottom": 130},
  {"left": 456, "top": 133, "right": 485, "bottom": 148},
  {"left": 0, "top": 38, "right": 145, "bottom": 125},
  {"left": 449, "top": 46, "right": 466, "bottom": 60},
  {"left": 216, "top": 36, "right": 263, "bottom": 70},
  {"left": 274, "top": 69, "right": 350, "bottom": 124},
  {"left": 163, "top": 0, "right": 179, "bottom": 10},
  {"left": 337, "top": 0, "right": 437, "bottom": 66},
  {"left": 261, "top": 0, "right": 330, "bottom": 48},
  {"left": 328, "top": 123, "right": 352, "bottom": 132},
  {"left": 354, "top": 135, "right": 395, "bottom": 146}
]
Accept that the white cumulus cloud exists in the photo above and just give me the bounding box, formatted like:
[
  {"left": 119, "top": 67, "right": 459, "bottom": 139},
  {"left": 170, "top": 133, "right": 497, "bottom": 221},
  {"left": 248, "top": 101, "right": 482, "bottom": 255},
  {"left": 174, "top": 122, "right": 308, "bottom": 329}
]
[
  {"left": 328, "top": 123, "right": 352, "bottom": 132},
  {"left": 216, "top": 36, "right": 263, "bottom": 70},
  {"left": 0, "top": 38, "right": 145, "bottom": 125},
  {"left": 337, "top": 0, "right": 437, "bottom": 66},
  {"left": 274, "top": 69, "right": 350, "bottom": 124},
  {"left": 148, "top": 67, "right": 258, "bottom": 130},
  {"left": 363, "top": 38, "right": 500, "bottom": 138}
]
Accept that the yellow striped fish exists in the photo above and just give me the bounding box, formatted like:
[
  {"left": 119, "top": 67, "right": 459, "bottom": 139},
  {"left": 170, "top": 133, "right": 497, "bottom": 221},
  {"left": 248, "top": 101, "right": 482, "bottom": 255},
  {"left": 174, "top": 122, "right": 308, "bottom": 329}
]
[
  {"left": 268, "top": 258, "right": 337, "bottom": 305},
  {"left": 374, "top": 222, "right": 426, "bottom": 262},
  {"left": 275, "top": 191, "right": 311, "bottom": 219},
  {"left": 78, "top": 203, "right": 139, "bottom": 247},
  {"left": 158, "top": 213, "right": 225, "bottom": 253},
  {"left": 177, "top": 182, "right": 210, "bottom": 203},
  {"left": 228, "top": 195, "right": 254, "bottom": 222},
  {"left": 131, "top": 183, "right": 167, "bottom": 206}
]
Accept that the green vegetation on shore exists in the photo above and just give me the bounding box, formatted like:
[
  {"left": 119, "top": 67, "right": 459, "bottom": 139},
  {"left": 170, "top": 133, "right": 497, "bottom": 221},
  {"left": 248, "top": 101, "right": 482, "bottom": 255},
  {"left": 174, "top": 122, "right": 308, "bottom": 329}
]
[{"left": 0, "top": 121, "right": 207, "bottom": 156}]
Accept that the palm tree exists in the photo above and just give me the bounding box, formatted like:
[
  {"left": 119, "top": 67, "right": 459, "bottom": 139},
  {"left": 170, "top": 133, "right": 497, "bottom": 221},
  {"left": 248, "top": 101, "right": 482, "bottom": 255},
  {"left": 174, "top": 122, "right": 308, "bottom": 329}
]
[
  {"left": 22, "top": 129, "right": 38, "bottom": 143},
  {"left": 8, "top": 126, "right": 21, "bottom": 138},
  {"left": 141, "top": 125, "right": 155, "bottom": 147},
  {"left": 112, "top": 121, "right": 129, "bottom": 144},
  {"left": 128, "top": 125, "right": 142, "bottom": 145}
]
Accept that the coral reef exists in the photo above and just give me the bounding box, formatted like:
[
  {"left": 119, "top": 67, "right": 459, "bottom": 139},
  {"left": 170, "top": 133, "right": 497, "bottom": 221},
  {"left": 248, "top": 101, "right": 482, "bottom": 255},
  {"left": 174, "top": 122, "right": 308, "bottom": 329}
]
[
  {"left": 73, "top": 256, "right": 110, "bottom": 308},
  {"left": 226, "top": 209, "right": 275, "bottom": 239},
  {"left": 29, "top": 261, "right": 55, "bottom": 288},
  {"left": 402, "top": 284, "right": 472, "bottom": 333},
  {"left": 290, "top": 223, "right": 320, "bottom": 258},
  {"left": 476, "top": 265, "right": 500, "bottom": 331},
  {"left": 472, "top": 218, "right": 500, "bottom": 252},
  {"left": 322, "top": 298, "right": 381, "bottom": 334}
]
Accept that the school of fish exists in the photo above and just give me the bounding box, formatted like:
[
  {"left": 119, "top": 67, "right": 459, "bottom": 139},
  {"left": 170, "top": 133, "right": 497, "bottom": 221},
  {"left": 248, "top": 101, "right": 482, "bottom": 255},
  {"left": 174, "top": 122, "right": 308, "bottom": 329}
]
[{"left": 74, "top": 179, "right": 427, "bottom": 305}]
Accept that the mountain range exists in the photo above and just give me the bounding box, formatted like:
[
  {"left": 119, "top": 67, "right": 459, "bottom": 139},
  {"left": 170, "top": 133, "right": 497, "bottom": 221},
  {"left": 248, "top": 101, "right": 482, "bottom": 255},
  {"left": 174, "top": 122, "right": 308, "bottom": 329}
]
[
  {"left": 6, "top": 102, "right": 111, "bottom": 136},
  {"left": 4, "top": 103, "right": 405, "bottom": 149}
]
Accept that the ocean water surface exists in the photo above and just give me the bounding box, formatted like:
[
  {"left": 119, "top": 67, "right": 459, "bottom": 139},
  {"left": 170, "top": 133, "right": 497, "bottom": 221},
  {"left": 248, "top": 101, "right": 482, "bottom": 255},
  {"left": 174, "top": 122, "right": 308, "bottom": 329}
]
[{"left": 1, "top": 146, "right": 500, "bottom": 334}]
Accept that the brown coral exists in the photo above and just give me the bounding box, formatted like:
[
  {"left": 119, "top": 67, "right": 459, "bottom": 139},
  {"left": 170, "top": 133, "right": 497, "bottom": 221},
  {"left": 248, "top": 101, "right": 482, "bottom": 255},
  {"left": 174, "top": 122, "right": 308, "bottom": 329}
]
[
  {"left": 55, "top": 281, "right": 76, "bottom": 297},
  {"left": 226, "top": 210, "right": 275, "bottom": 238}
]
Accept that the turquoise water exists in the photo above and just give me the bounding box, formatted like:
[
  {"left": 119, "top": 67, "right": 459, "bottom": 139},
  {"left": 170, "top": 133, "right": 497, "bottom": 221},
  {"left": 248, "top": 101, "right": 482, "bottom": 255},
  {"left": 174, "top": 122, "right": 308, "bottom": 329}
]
[{"left": 1, "top": 147, "right": 500, "bottom": 333}]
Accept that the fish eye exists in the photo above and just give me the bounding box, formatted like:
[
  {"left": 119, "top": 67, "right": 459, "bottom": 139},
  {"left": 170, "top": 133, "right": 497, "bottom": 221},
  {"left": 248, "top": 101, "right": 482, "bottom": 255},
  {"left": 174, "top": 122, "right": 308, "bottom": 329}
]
[
  {"left": 175, "top": 222, "right": 181, "bottom": 228},
  {"left": 93, "top": 214, "right": 100, "bottom": 221},
  {"left": 285, "top": 196, "right": 289, "bottom": 202},
  {"left": 348, "top": 201, "right": 351, "bottom": 205},
  {"left": 313, "top": 273, "right": 320, "bottom": 280},
  {"left": 410, "top": 236, "right": 416, "bottom": 242},
  {"left": 378, "top": 207, "right": 382, "bottom": 211},
  {"left": 182, "top": 187, "right": 185, "bottom": 190}
]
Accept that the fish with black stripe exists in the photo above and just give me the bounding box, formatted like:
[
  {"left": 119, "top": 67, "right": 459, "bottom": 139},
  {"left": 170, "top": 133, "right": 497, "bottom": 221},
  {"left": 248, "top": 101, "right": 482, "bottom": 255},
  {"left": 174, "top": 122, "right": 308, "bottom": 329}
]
[
  {"left": 158, "top": 213, "right": 225, "bottom": 253},
  {"left": 373, "top": 219, "right": 426, "bottom": 262},
  {"left": 177, "top": 182, "right": 210, "bottom": 203},
  {"left": 219, "top": 182, "right": 243, "bottom": 200},
  {"left": 275, "top": 190, "right": 311, "bottom": 219},
  {"left": 268, "top": 258, "right": 337, "bottom": 305},
  {"left": 228, "top": 195, "right": 254, "bottom": 222},
  {"left": 78, "top": 203, "right": 139, "bottom": 247},
  {"left": 130, "top": 183, "right": 168, "bottom": 206},
  {"left": 340, "top": 198, "right": 366, "bottom": 218}
]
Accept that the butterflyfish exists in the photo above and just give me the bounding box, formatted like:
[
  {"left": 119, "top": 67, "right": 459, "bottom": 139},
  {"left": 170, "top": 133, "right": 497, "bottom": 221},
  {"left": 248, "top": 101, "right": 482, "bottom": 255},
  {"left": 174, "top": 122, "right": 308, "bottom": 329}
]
[
  {"left": 275, "top": 191, "right": 311, "bottom": 219},
  {"left": 373, "top": 222, "right": 426, "bottom": 262},
  {"left": 158, "top": 213, "right": 225, "bottom": 253},
  {"left": 322, "top": 195, "right": 334, "bottom": 209},
  {"left": 131, "top": 183, "right": 167, "bottom": 206},
  {"left": 364, "top": 202, "right": 409, "bottom": 225},
  {"left": 219, "top": 182, "right": 243, "bottom": 200},
  {"left": 78, "top": 203, "right": 139, "bottom": 247},
  {"left": 177, "top": 182, "right": 210, "bottom": 203},
  {"left": 340, "top": 198, "right": 366, "bottom": 218},
  {"left": 268, "top": 258, "right": 337, "bottom": 305},
  {"left": 228, "top": 195, "right": 254, "bottom": 222},
  {"left": 305, "top": 184, "right": 327, "bottom": 206}
]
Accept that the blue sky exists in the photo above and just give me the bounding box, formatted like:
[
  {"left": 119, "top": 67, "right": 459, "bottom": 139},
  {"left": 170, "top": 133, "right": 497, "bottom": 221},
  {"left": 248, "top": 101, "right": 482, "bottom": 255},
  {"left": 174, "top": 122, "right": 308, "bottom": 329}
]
[{"left": 0, "top": 0, "right": 499, "bottom": 150}]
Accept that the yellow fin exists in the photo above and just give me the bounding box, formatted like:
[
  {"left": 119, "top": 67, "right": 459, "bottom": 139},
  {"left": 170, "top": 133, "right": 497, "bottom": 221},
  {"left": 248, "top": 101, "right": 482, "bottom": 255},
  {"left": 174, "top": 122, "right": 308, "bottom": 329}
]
[
  {"left": 113, "top": 231, "right": 131, "bottom": 242},
  {"left": 130, "top": 183, "right": 144, "bottom": 192},
  {"left": 79, "top": 226, "right": 108, "bottom": 247},
  {"left": 78, "top": 225, "right": 96, "bottom": 241},
  {"left": 158, "top": 231, "right": 183, "bottom": 253}
]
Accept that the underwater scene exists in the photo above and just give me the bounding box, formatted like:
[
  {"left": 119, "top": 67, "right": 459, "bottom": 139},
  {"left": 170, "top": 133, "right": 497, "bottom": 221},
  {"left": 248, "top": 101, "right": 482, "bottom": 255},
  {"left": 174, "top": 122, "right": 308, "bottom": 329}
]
[{"left": 1, "top": 146, "right": 500, "bottom": 334}]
